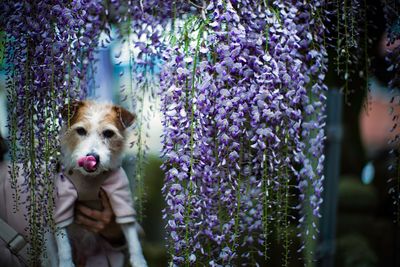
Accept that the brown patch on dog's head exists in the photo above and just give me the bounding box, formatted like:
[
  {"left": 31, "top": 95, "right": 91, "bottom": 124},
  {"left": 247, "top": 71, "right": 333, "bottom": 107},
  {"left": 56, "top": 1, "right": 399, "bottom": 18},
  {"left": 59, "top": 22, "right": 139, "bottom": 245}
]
[{"left": 61, "top": 100, "right": 88, "bottom": 127}]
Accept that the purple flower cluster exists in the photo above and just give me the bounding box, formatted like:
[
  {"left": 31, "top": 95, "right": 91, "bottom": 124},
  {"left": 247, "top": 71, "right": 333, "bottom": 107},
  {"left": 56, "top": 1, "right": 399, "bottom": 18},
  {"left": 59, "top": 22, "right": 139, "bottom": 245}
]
[
  {"left": 1, "top": 0, "right": 105, "bottom": 260},
  {"left": 161, "top": 0, "right": 328, "bottom": 265},
  {"left": 1, "top": 0, "right": 331, "bottom": 265},
  {"left": 0, "top": 0, "right": 195, "bottom": 260},
  {"left": 109, "top": 0, "right": 195, "bottom": 221},
  {"left": 160, "top": 19, "right": 205, "bottom": 263},
  {"left": 294, "top": 1, "right": 328, "bottom": 263}
]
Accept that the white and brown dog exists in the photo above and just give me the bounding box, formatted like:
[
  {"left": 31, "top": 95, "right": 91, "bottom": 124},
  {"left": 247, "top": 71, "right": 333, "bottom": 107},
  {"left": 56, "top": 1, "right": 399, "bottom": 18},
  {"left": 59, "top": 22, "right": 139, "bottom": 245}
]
[{"left": 47, "top": 101, "right": 147, "bottom": 267}]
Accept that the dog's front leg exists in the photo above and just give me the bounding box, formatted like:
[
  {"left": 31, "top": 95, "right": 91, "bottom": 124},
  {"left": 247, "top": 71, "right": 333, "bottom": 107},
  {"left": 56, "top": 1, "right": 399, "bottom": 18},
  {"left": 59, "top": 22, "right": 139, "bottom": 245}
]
[
  {"left": 121, "top": 223, "right": 147, "bottom": 267},
  {"left": 55, "top": 227, "right": 75, "bottom": 267},
  {"left": 42, "top": 230, "right": 58, "bottom": 267}
]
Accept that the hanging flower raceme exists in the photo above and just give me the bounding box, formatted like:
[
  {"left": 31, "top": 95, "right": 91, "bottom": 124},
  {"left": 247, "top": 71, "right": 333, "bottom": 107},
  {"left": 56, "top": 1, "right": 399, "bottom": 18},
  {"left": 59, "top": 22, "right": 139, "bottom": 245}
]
[
  {"left": 383, "top": 0, "right": 400, "bottom": 226},
  {"left": 161, "top": 15, "right": 206, "bottom": 264},
  {"left": 110, "top": 0, "right": 196, "bottom": 221},
  {"left": 329, "top": 0, "right": 373, "bottom": 102},
  {"left": 0, "top": 0, "right": 105, "bottom": 261},
  {"left": 161, "top": 0, "right": 328, "bottom": 265},
  {"left": 293, "top": 1, "right": 328, "bottom": 265}
]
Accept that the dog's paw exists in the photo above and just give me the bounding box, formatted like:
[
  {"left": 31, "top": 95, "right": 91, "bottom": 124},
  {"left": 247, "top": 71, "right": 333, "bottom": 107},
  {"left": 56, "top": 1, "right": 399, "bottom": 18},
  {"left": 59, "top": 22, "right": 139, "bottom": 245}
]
[
  {"left": 130, "top": 255, "right": 148, "bottom": 267},
  {"left": 59, "top": 259, "right": 75, "bottom": 267}
]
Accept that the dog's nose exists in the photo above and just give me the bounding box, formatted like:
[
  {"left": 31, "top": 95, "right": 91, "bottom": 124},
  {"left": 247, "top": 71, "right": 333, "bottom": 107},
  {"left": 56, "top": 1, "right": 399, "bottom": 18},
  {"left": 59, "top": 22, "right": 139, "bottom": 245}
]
[{"left": 86, "top": 153, "right": 100, "bottom": 163}]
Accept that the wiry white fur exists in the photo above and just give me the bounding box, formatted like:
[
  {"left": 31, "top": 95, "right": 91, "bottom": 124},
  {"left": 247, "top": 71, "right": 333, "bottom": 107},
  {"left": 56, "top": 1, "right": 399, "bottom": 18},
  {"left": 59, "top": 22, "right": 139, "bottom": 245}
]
[
  {"left": 55, "top": 228, "right": 74, "bottom": 267},
  {"left": 121, "top": 223, "right": 147, "bottom": 266}
]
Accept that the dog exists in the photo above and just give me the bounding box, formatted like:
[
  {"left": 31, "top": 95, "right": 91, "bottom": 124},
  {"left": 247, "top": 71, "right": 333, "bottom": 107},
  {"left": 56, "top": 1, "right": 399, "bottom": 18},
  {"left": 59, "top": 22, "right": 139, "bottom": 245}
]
[{"left": 47, "top": 100, "right": 147, "bottom": 267}]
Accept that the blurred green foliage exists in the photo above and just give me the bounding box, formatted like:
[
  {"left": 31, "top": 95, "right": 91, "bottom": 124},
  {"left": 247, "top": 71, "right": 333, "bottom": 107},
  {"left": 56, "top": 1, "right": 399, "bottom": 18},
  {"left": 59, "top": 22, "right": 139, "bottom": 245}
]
[
  {"left": 336, "top": 234, "right": 377, "bottom": 267},
  {"left": 137, "top": 154, "right": 167, "bottom": 267},
  {"left": 338, "top": 176, "right": 378, "bottom": 212}
]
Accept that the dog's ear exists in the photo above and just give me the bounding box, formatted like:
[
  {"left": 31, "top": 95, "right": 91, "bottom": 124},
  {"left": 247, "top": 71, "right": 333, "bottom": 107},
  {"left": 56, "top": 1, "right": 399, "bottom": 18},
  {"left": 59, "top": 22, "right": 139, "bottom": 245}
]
[
  {"left": 113, "top": 106, "right": 136, "bottom": 129},
  {"left": 61, "top": 100, "right": 84, "bottom": 126}
]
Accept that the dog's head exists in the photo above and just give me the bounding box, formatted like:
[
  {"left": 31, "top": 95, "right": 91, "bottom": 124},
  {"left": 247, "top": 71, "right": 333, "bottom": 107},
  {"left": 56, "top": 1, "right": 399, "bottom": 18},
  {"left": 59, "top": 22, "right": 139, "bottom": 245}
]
[{"left": 60, "top": 100, "right": 135, "bottom": 176}]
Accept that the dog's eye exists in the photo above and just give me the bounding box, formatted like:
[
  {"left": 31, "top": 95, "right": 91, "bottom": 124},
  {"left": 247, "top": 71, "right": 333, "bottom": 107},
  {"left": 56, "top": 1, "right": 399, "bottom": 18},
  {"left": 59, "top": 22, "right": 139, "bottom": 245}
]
[
  {"left": 103, "top": 130, "right": 115, "bottom": 138},
  {"left": 76, "top": 127, "right": 87, "bottom": 136}
]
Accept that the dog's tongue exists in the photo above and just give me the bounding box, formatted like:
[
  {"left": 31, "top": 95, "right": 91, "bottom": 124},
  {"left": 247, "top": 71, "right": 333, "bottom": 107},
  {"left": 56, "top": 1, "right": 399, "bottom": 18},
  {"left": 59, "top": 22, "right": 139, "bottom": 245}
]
[{"left": 78, "top": 156, "right": 97, "bottom": 172}]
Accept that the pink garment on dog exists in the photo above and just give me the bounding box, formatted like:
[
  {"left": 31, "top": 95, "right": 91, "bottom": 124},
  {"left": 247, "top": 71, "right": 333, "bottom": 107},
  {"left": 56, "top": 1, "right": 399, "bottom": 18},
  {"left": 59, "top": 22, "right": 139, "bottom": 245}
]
[{"left": 54, "top": 167, "right": 136, "bottom": 228}]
